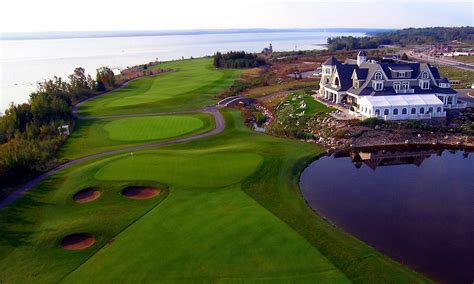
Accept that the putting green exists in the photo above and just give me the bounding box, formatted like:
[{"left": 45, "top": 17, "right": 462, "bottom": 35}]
[
  {"left": 58, "top": 113, "right": 214, "bottom": 160},
  {"left": 103, "top": 115, "right": 204, "bottom": 142},
  {"left": 95, "top": 152, "right": 264, "bottom": 188}
]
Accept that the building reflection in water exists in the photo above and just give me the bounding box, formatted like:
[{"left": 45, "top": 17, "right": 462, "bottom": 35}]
[{"left": 333, "top": 148, "right": 470, "bottom": 170}]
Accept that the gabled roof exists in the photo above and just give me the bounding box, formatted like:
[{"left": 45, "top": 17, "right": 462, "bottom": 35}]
[
  {"left": 334, "top": 64, "right": 357, "bottom": 91},
  {"left": 354, "top": 68, "right": 368, "bottom": 80},
  {"left": 428, "top": 65, "right": 441, "bottom": 79},
  {"left": 358, "top": 50, "right": 368, "bottom": 56},
  {"left": 380, "top": 63, "right": 421, "bottom": 79},
  {"left": 388, "top": 65, "right": 413, "bottom": 71},
  {"left": 438, "top": 77, "right": 450, "bottom": 83},
  {"left": 322, "top": 56, "right": 339, "bottom": 66}
]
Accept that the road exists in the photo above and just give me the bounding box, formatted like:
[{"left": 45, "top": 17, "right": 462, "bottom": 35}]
[
  {"left": 407, "top": 51, "right": 474, "bottom": 72},
  {"left": 456, "top": 89, "right": 474, "bottom": 107}
]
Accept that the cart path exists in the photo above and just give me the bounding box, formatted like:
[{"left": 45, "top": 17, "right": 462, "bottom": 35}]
[{"left": 0, "top": 107, "right": 225, "bottom": 209}]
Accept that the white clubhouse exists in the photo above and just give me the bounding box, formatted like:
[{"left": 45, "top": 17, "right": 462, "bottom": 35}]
[{"left": 318, "top": 51, "right": 466, "bottom": 120}]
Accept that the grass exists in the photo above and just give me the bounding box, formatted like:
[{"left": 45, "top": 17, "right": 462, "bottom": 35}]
[
  {"left": 0, "top": 109, "right": 429, "bottom": 283},
  {"left": 0, "top": 59, "right": 430, "bottom": 283},
  {"left": 437, "top": 65, "right": 474, "bottom": 88},
  {"left": 58, "top": 113, "right": 214, "bottom": 160},
  {"left": 284, "top": 91, "right": 334, "bottom": 117},
  {"left": 451, "top": 55, "right": 474, "bottom": 64},
  {"left": 242, "top": 80, "right": 318, "bottom": 98},
  {"left": 77, "top": 58, "right": 243, "bottom": 117}
]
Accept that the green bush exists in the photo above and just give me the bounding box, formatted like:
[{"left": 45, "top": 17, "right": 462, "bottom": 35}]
[{"left": 359, "top": 117, "right": 383, "bottom": 128}]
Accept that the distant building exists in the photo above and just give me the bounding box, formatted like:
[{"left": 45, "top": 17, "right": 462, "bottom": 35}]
[
  {"left": 318, "top": 51, "right": 466, "bottom": 120},
  {"left": 262, "top": 44, "right": 273, "bottom": 55},
  {"left": 58, "top": 125, "right": 70, "bottom": 136}
]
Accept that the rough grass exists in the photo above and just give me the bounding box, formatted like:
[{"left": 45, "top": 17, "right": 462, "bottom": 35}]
[
  {"left": 451, "top": 55, "right": 474, "bottom": 64},
  {"left": 437, "top": 65, "right": 474, "bottom": 88},
  {"left": 242, "top": 80, "right": 318, "bottom": 98},
  {"left": 58, "top": 113, "right": 214, "bottom": 160},
  {"left": 285, "top": 91, "right": 334, "bottom": 117},
  {"left": 77, "top": 58, "right": 242, "bottom": 117}
]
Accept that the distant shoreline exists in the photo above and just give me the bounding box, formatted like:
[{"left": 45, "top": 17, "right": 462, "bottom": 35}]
[{"left": 0, "top": 28, "right": 383, "bottom": 41}]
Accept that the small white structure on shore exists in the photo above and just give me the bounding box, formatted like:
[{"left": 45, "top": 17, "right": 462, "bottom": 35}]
[
  {"left": 58, "top": 125, "right": 70, "bottom": 136},
  {"left": 262, "top": 44, "right": 273, "bottom": 55}
]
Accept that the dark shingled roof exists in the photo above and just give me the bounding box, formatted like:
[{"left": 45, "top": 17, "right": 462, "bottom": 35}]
[
  {"left": 358, "top": 50, "right": 368, "bottom": 56},
  {"left": 354, "top": 68, "right": 368, "bottom": 80},
  {"left": 388, "top": 65, "right": 414, "bottom": 71},
  {"left": 429, "top": 65, "right": 441, "bottom": 79},
  {"left": 335, "top": 64, "right": 357, "bottom": 91},
  {"left": 438, "top": 77, "right": 450, "bottom": 83},
  {"left": 322, "top": 56, "right": 339, "bottom": 66},
  {"left": 380, "top": 63, "right": 420, "bottom": 79}
]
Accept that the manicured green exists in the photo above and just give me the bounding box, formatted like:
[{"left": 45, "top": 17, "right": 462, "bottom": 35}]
[
  {"left": 58, "top": 113, "right": 214, "bottom": 160},
  {"left": 0, "top": 58, "right": 430, "bottom": 283},
  {"left": 77, "top": 58, "right": 242, "bottom": 117}
]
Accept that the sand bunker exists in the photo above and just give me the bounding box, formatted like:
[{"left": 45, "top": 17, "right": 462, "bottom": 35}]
[
  {"left": 62, "top": 233, "right": 96, "bottom": 250},
  {"left": 73, "top": 188, "right": 101, "bottom": 203},
  {"left": 121, "top": 186, "right": 160, "bottom": 199}
]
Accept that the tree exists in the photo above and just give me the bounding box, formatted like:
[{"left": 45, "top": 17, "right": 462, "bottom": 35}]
[
  {"left": 96, "top": 66, "right": 115, "bottom": 91},
  {"left": 36, "top": 76, "right": 72, "bottom": 106}
]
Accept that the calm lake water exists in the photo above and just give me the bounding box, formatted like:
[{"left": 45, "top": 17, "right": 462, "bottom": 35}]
[
  {"left": 300, "top": 147, "right": 474, "bottom": 284},
  {"left": 0, "top": 31, "right": 364, "bottom": 113}
]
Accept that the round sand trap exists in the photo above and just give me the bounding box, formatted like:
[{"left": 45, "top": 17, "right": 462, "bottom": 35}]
[
  {"left": 121, "top": 186, "right": 160, "bottom": 199},
  {"left": 73, "top": 188, "right": 101, "bottom": 203},
  {"left": 62, "top": 233, "right": 96, "bottom": 250}
]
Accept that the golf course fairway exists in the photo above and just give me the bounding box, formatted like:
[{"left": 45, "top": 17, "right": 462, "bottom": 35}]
[
  {"left": 77, "top": 58, "right": 242, "bottom": 117},
  {"left": 0, "top": 58, "right": 430, "bottom": 283}
]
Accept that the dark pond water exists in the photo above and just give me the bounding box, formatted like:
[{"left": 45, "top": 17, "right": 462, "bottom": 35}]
[{"left": 300, "top": 147, "right": 474, "bottom": 284}]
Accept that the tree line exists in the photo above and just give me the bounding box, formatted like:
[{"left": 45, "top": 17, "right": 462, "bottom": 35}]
[
  {"left": 0, "top": 66, "right": 116, "bottom": 196},
  {"left": 327, "top": 26, "right": 474, "bottom": 50},
  {"left": 213, "top": 51, "right": 266, "bottom": 68}
]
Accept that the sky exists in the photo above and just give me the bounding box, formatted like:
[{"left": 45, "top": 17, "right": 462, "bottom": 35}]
[{"left": 0, "top": 0, "right": 472, "bottom": 33}]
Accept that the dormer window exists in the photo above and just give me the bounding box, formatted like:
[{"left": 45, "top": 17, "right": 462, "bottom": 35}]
[
  {"left": 420, "top": 80, "right": 430, "bottom": 89},
  {"left": 393, "top": 82, "right": 401, "bottom": 90},
  {"left": 372, "top": 81, "right": 383, "bottom": 91},
  {"left": 374, "top": 72, "right": 383, "bottom": 80},
  {"left": 421, "top": 72, "right": 429, "bottom": 79},
  {"left": 398, "top": 72, "right": 406, "bottom": 78},
  {"left": 353, "top": 80, "right": 359, "bottom": 89}
]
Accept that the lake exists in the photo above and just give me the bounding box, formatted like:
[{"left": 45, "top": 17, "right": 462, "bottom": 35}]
[
  {"left": 300, "top": 147, "right": 474, "bottom": 284},
  {"left": 0, "top": 30, "right": 364, "bottom": 113}
]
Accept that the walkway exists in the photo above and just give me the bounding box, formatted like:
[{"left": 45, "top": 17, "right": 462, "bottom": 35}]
[
  {"left": 312, "top": 94, "right": 357, "bottom": 121},
  {"left": 217, "top": 96, "right": 256, "bottom": 107}
]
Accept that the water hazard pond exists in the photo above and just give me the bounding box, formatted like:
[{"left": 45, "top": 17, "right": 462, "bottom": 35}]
[{"left": 299, "top": 147, "right": 473, "bottom": 284}]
